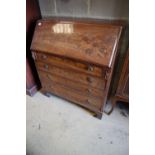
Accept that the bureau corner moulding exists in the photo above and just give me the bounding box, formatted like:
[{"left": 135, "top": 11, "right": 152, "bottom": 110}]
[{"left": 30, "top": 19, "right": 123, "bottom": 119}]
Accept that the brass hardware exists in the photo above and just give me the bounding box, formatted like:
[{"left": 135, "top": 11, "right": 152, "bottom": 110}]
[
  {"left": 44, "top": 64, "right": 48, "bottom": 69},
  {"left": 104, "top": 70, "right": 109, "bottom": 80},
  {"left": 42, "top": 55, "right": 47, "bottom": 59},
  {"left": 104, "top": 70, "right": 109, "bottom": 90},
  {"left": 87, "top": 65, "right": 94, "bottom": 71},
  {"left": 87, "top": 77, "right": 93, "bottom": 83},
  {"left": 87, "top": 88, "right": 91, "bottom": 93},
  {"left": 86, "top": 99, "right": 91, "bottom": 104}
]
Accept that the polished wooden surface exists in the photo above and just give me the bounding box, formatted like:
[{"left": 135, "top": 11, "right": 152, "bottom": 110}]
[
  {"left": 26, "top": 59, "right": 38, "bottom": 96},
  {"left": 31, "top": 20, "right": 122, "bottom": 67},
  {"left": 31, "top": 19, "right": 123, "bottom": 119},
  {"left": 38, "top": 71, "right": 104, "bottom": 98},
  {"left": 41, "top": 82, "right": 103, "bottom": 110},
  {"left": 35, "top": 61, "right": 106, "bottom": 90},
  {"left": 26, "top": 0, "right": 41, "bottom": 96},
  {"left": 107, "top": 49, "right": 129, "bottom": 114},
  {"left": 34, "top": 52, "right": 104, "bottom": 77},
  {"left": 116, "top": 51, "right": 129, "bottom": 100}
]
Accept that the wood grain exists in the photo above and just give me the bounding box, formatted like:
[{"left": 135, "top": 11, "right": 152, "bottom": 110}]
[
  {"left": 107, "top": 50, "right": 129, "bottom": 115},
  {"left": 26, "top": 0, "right": 41, "bottom": 96},
  {"left": 38, "top": 70, "right": 105, "bottom": 98},
  {"left": 35, "top": 61, "right": 106, "bottom": 90},
  {"left": 31, "top": 20, "right": 122, "bottom": 67},
  {"left": 41, "top": 81, "right": 103, "bottom": 111},
  {"left": 34, "top": 51, "right": 104, "bottom": 77},
  {"left": 31, "top": 19, "right": 123, "bottom": 118},
  {"left": 116, "top": 50, "right": 129, "bottom": 100}
]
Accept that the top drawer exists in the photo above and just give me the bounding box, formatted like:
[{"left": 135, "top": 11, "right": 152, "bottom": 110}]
[{"left": 33, "top": 52, "right": 104, "bottom": 77}]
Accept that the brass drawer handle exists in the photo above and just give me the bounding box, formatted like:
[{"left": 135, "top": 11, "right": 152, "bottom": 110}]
[
  {"left": 87, "top": 65, "right": 94, "bottom": 71},
  {"left": 87, "top": 88, "right": 92, "bottom": 93},
  {"left": 87, "top": 77, "right": 93, "bottom": 83},
  {"left": 42, "top": 55, "right": 47, "bottom": 59},
  {"left": 86, "top": 99, "right": 91, "bottom": 104},
  {"left": 44, "top": 64, "right": 49, "bottom": 69}
]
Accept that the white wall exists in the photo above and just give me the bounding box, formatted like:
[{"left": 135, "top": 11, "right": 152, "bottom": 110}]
[{"left": 38, "top": 0, "right": 129, "bottom": 20}]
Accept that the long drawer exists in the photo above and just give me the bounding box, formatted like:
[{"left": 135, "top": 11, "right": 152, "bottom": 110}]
[
  {"left": 33, "top": 52, "right": 104, "bottom": 77},
  {"left": 38, "top": 70, "right": 104, "bottom": 98},
  {"left": 35, "top": 61, "right": 106, "bottom": 90},
  {"left": 41, "top": 81, "right": 103, "bottom": 110}
]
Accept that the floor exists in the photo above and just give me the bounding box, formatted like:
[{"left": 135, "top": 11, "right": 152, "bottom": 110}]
[{"left": 26, "top": 92, "right": 129, "bottom": 155}]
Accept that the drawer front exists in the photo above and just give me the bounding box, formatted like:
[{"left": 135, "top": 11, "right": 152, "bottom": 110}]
[
  {"left": 35, "top": 61, "right": 106, "bottom": 90},
  {"left": 41, "top": 81, "right": 103, "bottom": 110},
  {"left": 34, "top": 52, "right": 104, "bottom": 77},
  {"left": 38, "top": 70, "right": 104, "bottom": 98}
]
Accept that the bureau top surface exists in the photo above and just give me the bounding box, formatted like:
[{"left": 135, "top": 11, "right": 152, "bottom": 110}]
[{"left": 31, "top": 19, "right": 122, "bottom": 67}]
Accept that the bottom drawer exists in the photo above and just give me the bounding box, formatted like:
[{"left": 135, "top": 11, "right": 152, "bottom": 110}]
[{"left": 42, "top": 82, "right": 103, "bottom": 111}]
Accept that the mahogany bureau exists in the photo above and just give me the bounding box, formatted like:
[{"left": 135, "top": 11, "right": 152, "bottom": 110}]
[{"left": 31, "top": 19, "right": 122, "bottom": 119}]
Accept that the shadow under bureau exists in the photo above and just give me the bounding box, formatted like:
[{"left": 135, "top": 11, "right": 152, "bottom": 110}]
[{"left": 31, "top": 19, "right": 122, "bottom": 119}]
